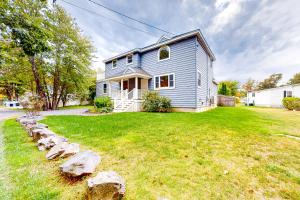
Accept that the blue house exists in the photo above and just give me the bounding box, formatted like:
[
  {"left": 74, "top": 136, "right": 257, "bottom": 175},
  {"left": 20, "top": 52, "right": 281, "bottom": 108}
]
[{"left": 96, "top": 29, "right": 218, "bottom": 112}]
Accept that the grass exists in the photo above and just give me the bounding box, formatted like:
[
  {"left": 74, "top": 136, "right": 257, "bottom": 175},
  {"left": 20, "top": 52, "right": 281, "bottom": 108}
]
[{"left": 1, "top": 107, "right": 300, "bottom": 199}]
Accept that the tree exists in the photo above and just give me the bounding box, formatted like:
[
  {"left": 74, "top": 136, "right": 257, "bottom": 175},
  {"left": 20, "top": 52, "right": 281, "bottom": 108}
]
[
  {"left": 1, "top": 0, "right": 51, "bottom": 109},
  {"left": 1, "top": 1, "right": 94, "bottom": 110},
  {"left": 257, "top": 73, "right": 282, "bottom": 90},
  {"left": 45, "top": 5, "right": 94, "bottom": 109},
  {"left": 0, "top": 39, "right": 31, "bottom": 100},
  {"left": 218, "top": 80, "right": 239, "bottom": 96},
  {"left": 288, "top": 72, "right": 300, "bottom": 85},
  {"left": 242, "top": 79, "right": 256, "bottom": 92}
]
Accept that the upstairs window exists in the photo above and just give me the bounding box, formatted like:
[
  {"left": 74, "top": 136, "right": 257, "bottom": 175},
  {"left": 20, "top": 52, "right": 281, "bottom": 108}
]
[
  {"left": 283, "top": 90, "right": 292, "bottom": 97},
  {"left": 158, "top": 46, "right": 170, "bottom": 61},
  {"left": 103, "top": 83, "right": 107, "bottom": 94},
  {"left": 197, "top": 71, "right": 201, "bottom": 87},
  {"left": 154, "top": 73, "right": 174, "bottom": 89},
  {"left": 112, "top": 60, "right": 117, "bottom": 69},
  {"left": 126, "top": 54, "right": 133, "bottom": 65}
]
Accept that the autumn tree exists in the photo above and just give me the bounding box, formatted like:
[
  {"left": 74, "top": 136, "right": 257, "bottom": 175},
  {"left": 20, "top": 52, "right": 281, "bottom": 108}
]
[
  {"left": 257, "top": 73, "right": 282, "bottom": 90},
  {"left": 242, "top": 79, "right": 256, "bottom": 92},
  {"left": 288, "top": 72, "right": 300, "bottom": 85}
]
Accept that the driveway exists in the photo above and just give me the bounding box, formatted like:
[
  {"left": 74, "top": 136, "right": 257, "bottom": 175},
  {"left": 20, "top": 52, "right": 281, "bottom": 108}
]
[
  {"left": 0, "top": 107, "right": 92, "bottom": 122},
  {"left": 0, "top": 107, "right": 24, "bottom": 122}
]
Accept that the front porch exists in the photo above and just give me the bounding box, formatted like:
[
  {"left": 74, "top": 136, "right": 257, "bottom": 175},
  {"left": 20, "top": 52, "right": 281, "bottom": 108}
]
[{"left": 106, "top": 68, "right": 151, "bottom": 112}]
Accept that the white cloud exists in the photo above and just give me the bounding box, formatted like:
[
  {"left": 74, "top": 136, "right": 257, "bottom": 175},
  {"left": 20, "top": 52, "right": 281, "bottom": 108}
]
[
  {"left": 214, "top": 0, "right": 300, "bottom": 84},
  {"left": 209, "top": 0, "right": 244, "bottom": 33}
]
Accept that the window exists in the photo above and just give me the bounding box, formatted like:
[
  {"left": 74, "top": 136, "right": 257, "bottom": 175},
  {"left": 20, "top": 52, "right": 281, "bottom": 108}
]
[
  {"left": 284, "top": 90, "right": 292, "bottom": 97},
  {"left": 126, "top": 55, "right": 133, "bottom": 65},
  {"left": 158, "top": 46, "right": 170, "bottom": 61},
  {"left": 103, "top": 83, "right": 107, "bottom": 94},
  {"left": 197, "top": 71, "right": 201, "bottom": 87},
  {"left": 252, "top": 93, "right": 255, "bottom": 97},
  {"left": 154, "top": 74, "right": 175, "bottom": 89},
  {"left": 112, "top": 60, "right": 117, "bottom": 69}
]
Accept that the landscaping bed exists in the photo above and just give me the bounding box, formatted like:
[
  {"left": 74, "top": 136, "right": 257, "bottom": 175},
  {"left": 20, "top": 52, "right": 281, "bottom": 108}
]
[{"left": 1, "top": 107, "right": 300, "bottom": 199}]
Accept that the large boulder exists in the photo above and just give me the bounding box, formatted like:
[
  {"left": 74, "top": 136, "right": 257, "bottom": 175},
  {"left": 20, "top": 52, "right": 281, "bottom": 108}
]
[
  {"left": 32, "top": 128, "right": 56, "bottom": 142},
  {"left": 46, "top": 142, "right": 79, "bottom": 160},
  {"left": 60, "top": 150, "right": 100, "bottom": 177},
  {"left": 37, "top": 136, "right": 67, "bottom": 151},
  {"left": 60, "top": 143, "right": 80, "bottom": 158},
  {"left": 87, "top": 171, "right": 126, "bottom": 200}
]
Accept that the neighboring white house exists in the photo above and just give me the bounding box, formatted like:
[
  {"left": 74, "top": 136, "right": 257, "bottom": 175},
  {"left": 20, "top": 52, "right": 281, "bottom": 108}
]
[{"left": 246, "top": 84, "right": 300, "bottom": 107}]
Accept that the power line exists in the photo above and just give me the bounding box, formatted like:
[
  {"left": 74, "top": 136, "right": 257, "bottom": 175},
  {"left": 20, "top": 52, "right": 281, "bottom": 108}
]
[
  {"left": 61, "top": 0, "right": 156, "bottom": 36},
  {"left": 87, "top": 0, "right": 174, "bottom": 35}
]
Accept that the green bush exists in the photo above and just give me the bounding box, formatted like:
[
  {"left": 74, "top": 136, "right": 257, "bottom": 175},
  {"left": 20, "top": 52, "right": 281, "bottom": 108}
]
[
  {"left": 282, "top": 97, "right": 300, "bottom": 110},
  {"left": 94, "top": 96, "right": 113, "bottom": 112},
  {"left": 142, "top": 91, "right": 171, "bottom": 112}
]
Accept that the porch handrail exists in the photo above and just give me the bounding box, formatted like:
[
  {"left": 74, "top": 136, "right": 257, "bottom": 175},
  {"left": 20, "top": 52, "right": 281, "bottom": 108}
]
[{"left": 128, "top": 89, "right": 134, "bottom": 100}]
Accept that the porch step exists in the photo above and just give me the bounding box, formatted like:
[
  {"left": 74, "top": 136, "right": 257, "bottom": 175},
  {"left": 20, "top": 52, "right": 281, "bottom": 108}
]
[{"left": 113, "top": 100, "right": 134, "bottom": 112}]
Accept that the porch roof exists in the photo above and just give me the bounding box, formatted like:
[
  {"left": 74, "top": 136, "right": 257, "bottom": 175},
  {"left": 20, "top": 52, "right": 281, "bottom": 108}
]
[{"left": 107, "top": 67, "right": 152, "bottom": 81}]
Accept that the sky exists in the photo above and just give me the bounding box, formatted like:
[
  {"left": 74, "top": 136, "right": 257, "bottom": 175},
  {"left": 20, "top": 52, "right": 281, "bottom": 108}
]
[{"left": 57, "top": 0, "right": 300, "bottom": 84}]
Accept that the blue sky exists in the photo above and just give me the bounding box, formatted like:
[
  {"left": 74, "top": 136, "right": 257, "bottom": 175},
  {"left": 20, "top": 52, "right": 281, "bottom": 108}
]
[{"left": 57, "top": 0, "right": 300, "bottom": 84}]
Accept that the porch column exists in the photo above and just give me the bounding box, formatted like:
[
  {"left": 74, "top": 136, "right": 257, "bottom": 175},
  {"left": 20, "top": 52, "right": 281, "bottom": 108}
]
[
  {"left": 121, "top": 79, "right": 123, "bottom": 100},
  {"left": 135, "top": 77, "right": 138, "bottom": 99},
  {"left": 108, "top": 81, "right": 112, "bottom": 98}
]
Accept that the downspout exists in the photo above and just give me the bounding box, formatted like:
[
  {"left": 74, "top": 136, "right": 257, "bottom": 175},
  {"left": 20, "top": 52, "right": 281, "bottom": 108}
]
[
  {"left": 195, "top": 38, "right": 198, "bottom": 109},
  {"left": 206, "top": 54, "right": 209, "bottom": 107}
]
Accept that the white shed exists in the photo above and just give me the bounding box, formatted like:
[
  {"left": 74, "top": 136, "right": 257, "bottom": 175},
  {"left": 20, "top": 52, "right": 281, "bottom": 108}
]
[{"left": 246, "top": 84, "right": 300, "bottom": 107}]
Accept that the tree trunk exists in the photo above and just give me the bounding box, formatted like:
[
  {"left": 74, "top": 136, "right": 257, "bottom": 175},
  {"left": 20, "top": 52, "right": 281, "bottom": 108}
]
[
  {"left": 29, "top": 55, "right": 48, "bottom": 110},
  {"left": 52, "top": 66, "right": 60, "bottom": 110}
]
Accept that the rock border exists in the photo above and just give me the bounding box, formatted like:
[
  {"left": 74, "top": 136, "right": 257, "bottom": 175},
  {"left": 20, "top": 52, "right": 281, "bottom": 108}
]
[{"left": 16, "top": 115, "right": 126, "bottom": 200}]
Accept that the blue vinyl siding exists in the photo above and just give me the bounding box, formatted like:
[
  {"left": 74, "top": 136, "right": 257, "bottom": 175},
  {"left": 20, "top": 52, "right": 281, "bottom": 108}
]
[
  {"left": 141, "top": 37, "right": 197, "bottom": 108},
  {"left": 96, "top": 81, "right": 108, "bottom": 97},
  {"left": 196, "top": 38, "right": 210, "bottom": 108},
  {"left": 105, "top": 53, "right": 140, "bottom": 78}
]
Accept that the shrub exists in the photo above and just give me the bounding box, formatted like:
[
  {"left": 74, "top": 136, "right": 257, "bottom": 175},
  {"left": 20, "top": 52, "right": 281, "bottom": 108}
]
[
  {"left": 20, "top": 95, "right": 44, "bottom": 117},
  {"left": 282, "top": 97, "right": 300, "bottom": 110},
  {"left": 158, "top": 96, "right": 171, "bottom": 112},
  {"left": 142, "top": 91, "right": 171, "bottom": 112},
  {"left": 94, "top": 96, "right": 113, "bottom": 113}
]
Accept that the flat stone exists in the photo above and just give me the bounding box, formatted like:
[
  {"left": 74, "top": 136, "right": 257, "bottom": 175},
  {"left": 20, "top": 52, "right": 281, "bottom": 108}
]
[
  {"left": 37, "top": 136, "right": 67, "bottom": 151},
  {"left": 27, "top": 123, "right": 49, "bottom": 137},
  {"left": 46, "top": 142, "right": 69, "bottom": 159},
  {"left": 60, "top": 150, "right": 100, "bottom": 177},
  {"left": 16, "top": 115, "right": 27, "bottom": 122},
  {"left": 19, "top": 118, "right": 36, "bottom": 126},
  {"left": 32, "top": 128, "right": 56, "bottom": 142},
  {"left": 46, "top": 142, "right": 79, "bottom": 160},
  {"left": 87, "top": 171, "right": 125, "bottom": 200}
]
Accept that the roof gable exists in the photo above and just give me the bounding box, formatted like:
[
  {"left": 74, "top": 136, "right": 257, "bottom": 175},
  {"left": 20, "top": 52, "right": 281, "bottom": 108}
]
[{"left": 157, "top": 35, "right": 171, "bottom": 43}]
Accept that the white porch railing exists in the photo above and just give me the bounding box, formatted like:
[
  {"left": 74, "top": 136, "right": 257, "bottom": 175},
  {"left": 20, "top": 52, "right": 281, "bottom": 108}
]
[{"left": 111, "top": 88, "right": 147, "bottom": 110}]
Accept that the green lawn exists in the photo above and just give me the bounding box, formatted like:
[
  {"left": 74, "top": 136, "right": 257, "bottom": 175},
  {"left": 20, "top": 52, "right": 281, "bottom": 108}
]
[{"left": 1, "top": 107, "right": 300, "bottom": 199}]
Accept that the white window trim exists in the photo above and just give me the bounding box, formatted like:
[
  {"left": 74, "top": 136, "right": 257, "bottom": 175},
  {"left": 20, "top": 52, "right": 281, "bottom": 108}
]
[
  {"left": 154, "top": 73, "right": 175, "bottom": 90},
  {"left": 197, "top": 70, "right": 201, "bottom": 88},
  {"left": 112, "top": 60, "right": 117, "bottom": 69},
  {"left": 157, "top": 45, "right": 170, "bottom": 62},
  {"left": 103, "top": 83, "right": 107, "bottom": 94},
  {"left": 126, "top": 54, "right": 133, "bottom": 65}
]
